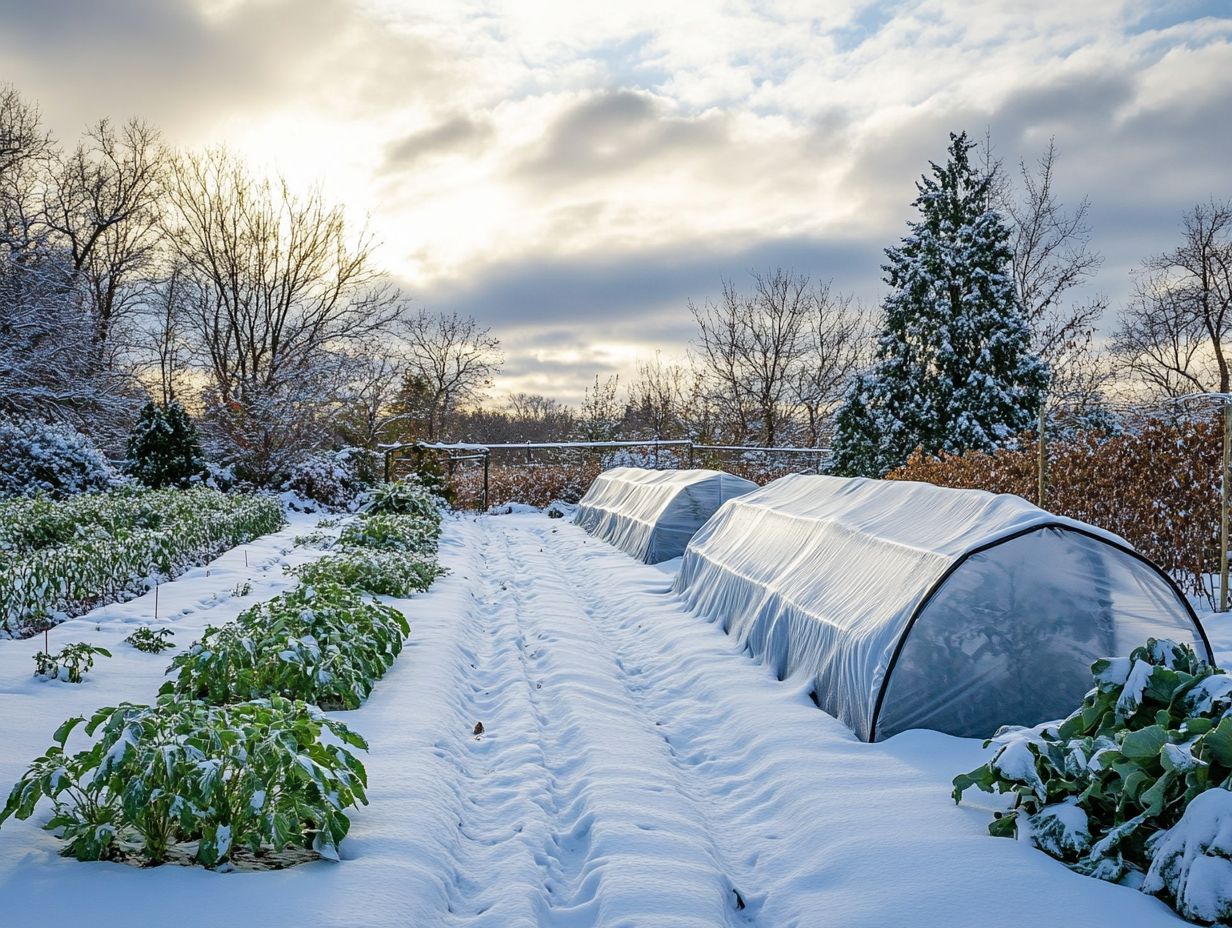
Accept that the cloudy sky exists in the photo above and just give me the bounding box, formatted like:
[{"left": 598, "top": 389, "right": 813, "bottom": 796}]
[{"left": 1, "top": 0, "right": 1229, "bottom": 401}]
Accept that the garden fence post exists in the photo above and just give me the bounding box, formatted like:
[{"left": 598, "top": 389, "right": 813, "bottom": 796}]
[
  {"left": 483, "top": 450, "right": 490, "bottom": 512},
  {"left": 1037, "top": 402, "right": 1047, "bottom": 509},
  {"left": 383, "top": 449, "right": 392, "bottom": 483},
  {"left": 1222, "top": 398, "right": 1230, "bottom": 612}
]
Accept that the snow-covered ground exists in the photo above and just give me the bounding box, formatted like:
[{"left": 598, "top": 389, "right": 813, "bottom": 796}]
[{"left": 0, "top": 510, "right": 1200, "bottom": 926}]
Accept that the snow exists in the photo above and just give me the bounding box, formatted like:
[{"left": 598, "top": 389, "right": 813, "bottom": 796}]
[
  {"left": 0, "top": 509, "right": 1191, "bottom": 926},
  {"left": 1144, "top": 789, "right": 1232, "bottom": 923}
]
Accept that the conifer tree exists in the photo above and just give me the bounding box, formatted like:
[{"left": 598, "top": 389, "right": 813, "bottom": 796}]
[
  {"left": 125, "top": 400, "right": 205, "bottom": 488},
  {"left": 831, "top": 132, "right": 1048, "bottom": 477}
]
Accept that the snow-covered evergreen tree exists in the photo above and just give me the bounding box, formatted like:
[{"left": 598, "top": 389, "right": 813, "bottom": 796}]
[
  {"left": 831, "top": 132, "right": 1048, "bottom": 477},
  {"left": 125, "top": 400, "right": 205, "bottom": 488}
]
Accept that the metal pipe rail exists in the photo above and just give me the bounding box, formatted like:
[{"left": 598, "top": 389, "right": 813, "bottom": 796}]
[{"left": 382, "top": 438, "right": 831, "bottom": 511}]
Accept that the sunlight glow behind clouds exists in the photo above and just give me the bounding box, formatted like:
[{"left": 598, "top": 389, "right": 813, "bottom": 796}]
[{"left": 1, "top": 0, "right": 1229, "bottom": 401}]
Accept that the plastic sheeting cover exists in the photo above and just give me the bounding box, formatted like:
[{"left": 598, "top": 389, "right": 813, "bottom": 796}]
[
  {"left": 574, "top": 467, "right": 758, "bottom": 564},
  {"left": 673, "top": 473, "right": 1209, "bottom": 741}
]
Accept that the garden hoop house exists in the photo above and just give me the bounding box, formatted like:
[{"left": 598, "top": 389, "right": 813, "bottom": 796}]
[
  {"left": 674, "top": 474, "right": 1212, "bottom": 742},
  {"left": 573, "top": 466, "right": 758, "bottom": 563}
]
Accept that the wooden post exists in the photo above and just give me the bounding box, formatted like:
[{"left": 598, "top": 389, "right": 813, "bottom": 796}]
[
  {"left": 483, "top": 450, "right": 490, "bottom": 512},
  {"left": 1222, "top": 399, "right": 1230, "bottom": 612},
  {"left": 1037, "top": 402, "right": 1047, "bottom": 509},
  {"left": 383, "top": 449, "right": 392, "bottom": 483},
  {"left": 688, "top": 441, "right": 695, "bottom": 467}
]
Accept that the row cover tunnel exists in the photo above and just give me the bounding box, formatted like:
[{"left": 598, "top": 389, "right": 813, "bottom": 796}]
[{"left": 574, "top": 468, "right": 1211, "bottom": 741}]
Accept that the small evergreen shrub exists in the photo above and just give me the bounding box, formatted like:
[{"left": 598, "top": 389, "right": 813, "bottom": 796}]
[
  {"left": 0, "top": 696, "right": 368, "bottom": 866},
  {"left": 953, "top": 638, "right": 1232, "bottom": 923},
  {"left": 0, "top": 419, "right": 118, "bottom": 499},
  {"left": 125, "top": 401, "right": 205, "bottom": 489}
]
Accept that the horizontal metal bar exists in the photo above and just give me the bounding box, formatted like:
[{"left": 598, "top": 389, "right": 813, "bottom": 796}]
[{"left": 694, "top": 443, "right": 827, "bottom": 453}]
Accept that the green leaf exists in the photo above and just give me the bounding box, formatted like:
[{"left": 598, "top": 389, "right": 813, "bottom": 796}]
[{"left": 1121, "top": 725, "right": 1169, "bottom": 760}]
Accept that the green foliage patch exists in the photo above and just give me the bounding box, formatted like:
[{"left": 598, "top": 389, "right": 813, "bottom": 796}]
[
  {"left": 33, "top": 642, "right": 111, "bottom": 683},
  {"left": 164, "top": 583, "right": 410, "bottom": 710},
  {"left": 124, "top": 627, "right": 175, "bottom": 654},
  {"left": 953, "top": 638, "right": 1232, "bottom": 922},
  {"left": 0, "top": 488, "right": 285, "bottom": 635},
  {"left": 0, "top": 695, "right": 367, "bottom": 867},
  {"left": 291, "top": 549, "right": 444, "bottom": 598}
]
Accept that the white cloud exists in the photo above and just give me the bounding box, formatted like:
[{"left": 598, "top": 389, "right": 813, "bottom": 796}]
[{"left": 1, "top": 0, "right": 1229, "bottom": 399}]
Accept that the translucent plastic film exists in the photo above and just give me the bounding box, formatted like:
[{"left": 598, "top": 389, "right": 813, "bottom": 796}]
[
  {"left": 574, "top": 467, "right": 758, "bottom": 564},
  {"left": 673, "top": 474, "right": 1208, "bottom": 741},
  {"left": 874, "top": 527, "right": 1207, "bottom": 739}
]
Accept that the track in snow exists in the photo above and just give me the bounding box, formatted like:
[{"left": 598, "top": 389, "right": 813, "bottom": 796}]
[{"left": 378, "top": 513, "right": 1184, "bottom": 928}]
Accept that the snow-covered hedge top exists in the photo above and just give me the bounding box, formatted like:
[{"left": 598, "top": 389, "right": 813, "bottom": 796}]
[{"left": 0, "top": 419, "right": 119, "bottom": 499}]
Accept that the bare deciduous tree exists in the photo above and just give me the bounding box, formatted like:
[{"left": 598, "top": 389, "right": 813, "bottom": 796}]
[
  {"left": 396, "top": 308, "right": 503, "bottom": 440},
  {"left": 692, "top": 269, "right": 862, "bottom": 446},
  {"left": 0, "top": 86, "right": 136, "bottom": 431},
  {"left": 162, "top": 147, "right": 403, "bottom": 480},
  {"left": 626, "top": 352, "right": 690, "bottom": 439},
  {"left": 577, "top": 374, "right": 622, "bottom": 441},
  {"left": 984, "top": 138, "right": 1112, "bottom": 420},
  {"left": 44, "top": 118, "right": 164, "bottom": 354},
  {"left": 792, "top": 285, "right": 869, "bottom": 447},
  {"left": 1114, "top": 201, "right": 1232, "bottom": 397}
]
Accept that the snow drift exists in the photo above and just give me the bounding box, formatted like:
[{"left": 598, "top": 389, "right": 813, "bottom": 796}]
[
  {"left": 574, "top": 467, "right": 757, "bottom": 564},
  {"left": 673, "top": 474, "right": 1211, "bottom": 741}
]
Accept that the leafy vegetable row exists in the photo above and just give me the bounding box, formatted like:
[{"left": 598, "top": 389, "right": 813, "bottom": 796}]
[
  {"left": 0, "top": 487, "right": 285, "bottom": 635},
  {"left": 1, "top": 477, "right": 445, "bottom": 869}
]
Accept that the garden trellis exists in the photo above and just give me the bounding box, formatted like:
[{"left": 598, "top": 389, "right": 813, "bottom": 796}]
[{"left": 674, "top": 474, "right": 1211, "bottom": 741}]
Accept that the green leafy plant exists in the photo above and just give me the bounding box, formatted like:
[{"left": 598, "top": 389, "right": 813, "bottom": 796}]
[
  {"left": 0, "top": 695, "right": 368, "bottom": 867},
  {"left": 953, "top": 638, "right": 1232, "bottom": 922},
  {"left": 291, "top": 549, "right": 444, "bottom": 598},
  {"left": 33, "top": 642, "right": 112, "bottom": 683},
  {"left": 124, "top": 627, "right": 175, "bottom": 654},
  {"left": 338, "top": 513, "right": 440, "bottom": 555},
  {"left": 293, "top": 530, "right": 335, "bottom": 549},
  {"left": 164, "top": 583, "right": 410, "bottom": 710},
  {"left": 363, "top": 477, "right": 443, "bottom": 518},
  {"left": 0, "top": 487, "right": 285, "bottom": 636}
]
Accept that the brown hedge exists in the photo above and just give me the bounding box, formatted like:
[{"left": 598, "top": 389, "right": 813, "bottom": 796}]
[{"left": 887, "top": 418, "right": 1222, "bottom": 606}]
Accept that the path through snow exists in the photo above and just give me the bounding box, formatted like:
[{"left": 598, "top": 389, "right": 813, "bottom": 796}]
[{"left": 0, "top": 511, "right": 1192, "bottom": 927}]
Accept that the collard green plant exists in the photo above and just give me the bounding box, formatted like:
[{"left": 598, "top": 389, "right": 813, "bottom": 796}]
[
  {"left": 338, "top": 513, "right": 440, "bottom": 555},
  {"left": 165, "top": 583, "right": 410, "bottom": 710},
  {"left": 953, "top": 638, "right": 1232, "bottom": 923},
  {"left": 33, "top": 642, "right": 112, "bottom": 683},
  {"left": 363, "top": 477, "right": 444, "bottom": 519},
  {"left": 0, "top": 695, "right": 368, "bottom": 867},
  {"left": 124, "top": 627, "right": 175, "bottom": 654},
  {"left": 291, "top": 549, "right": 444, "bottom": 598}
]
